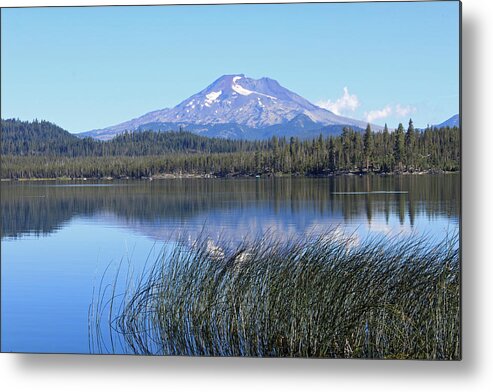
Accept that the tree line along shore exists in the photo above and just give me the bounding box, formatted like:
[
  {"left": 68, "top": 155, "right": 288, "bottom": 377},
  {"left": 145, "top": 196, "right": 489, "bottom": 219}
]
[{"left": 1, "top": 118, "right": 459, "bottom": 179}]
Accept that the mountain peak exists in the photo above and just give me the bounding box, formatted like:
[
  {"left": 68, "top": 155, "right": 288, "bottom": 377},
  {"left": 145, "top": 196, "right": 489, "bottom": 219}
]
[
  {"left": 208, "top": 74, "right": 245, "bottom": 88},
  {"left": 82, "top": 74, "right": 373, "bottom": 140},
  {"left": 205, "top": 74, "right": 275, "bottom": 97}
]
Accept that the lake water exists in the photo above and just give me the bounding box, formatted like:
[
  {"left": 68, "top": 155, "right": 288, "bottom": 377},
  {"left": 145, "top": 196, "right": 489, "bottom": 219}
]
[{"left": 1, "top": 175, "right": 460, "bottom": 354}]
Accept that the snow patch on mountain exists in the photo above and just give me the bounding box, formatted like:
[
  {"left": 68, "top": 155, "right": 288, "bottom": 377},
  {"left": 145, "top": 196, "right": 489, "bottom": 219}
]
[
  {"left": 232, "top": 76, "right": 277, "bottom": 100},
  {"left": 231, "top": 76, "right": 252, "bottom": 96},
  {"left": 205, "top": 91, "right": 222, "bottom": 106}
]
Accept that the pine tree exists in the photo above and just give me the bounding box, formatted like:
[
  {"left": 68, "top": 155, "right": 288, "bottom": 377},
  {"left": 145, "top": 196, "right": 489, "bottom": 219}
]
[
  {"left": 341, "top": 127, "right": 351, "bottom": 171},
  {"left": 406, "top": 119, "right": 416, "bottom": 170},
  {"left": 363, "top": 123, "right": 374, "bottom": 172},
  {"left": 394, "top": 123, "right": 405, "bottom": 171},
  {"left": 328, "top": 137, "right": 336, "bottom": 172}
]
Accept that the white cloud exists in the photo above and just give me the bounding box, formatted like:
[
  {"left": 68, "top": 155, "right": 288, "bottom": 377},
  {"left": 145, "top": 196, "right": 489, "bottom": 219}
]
[
  {"left": 395, "top": 104, "right": 417, "bottom": 117},
  {"left": 364, "top": 104, "right": 417, "bottom": 123},
  {"left": 317, "top": 87, "right": 360, "bottom": 115},
  {"left": 365, "top": 105, "right": 392, "bottom": 123}
]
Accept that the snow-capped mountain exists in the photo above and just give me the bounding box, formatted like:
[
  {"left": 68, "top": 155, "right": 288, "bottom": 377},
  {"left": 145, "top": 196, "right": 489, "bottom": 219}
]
[
  {"left": 435, "top": 114, "right": 459, "bottom": 128},
  {"left": 81, "top": 74, "right": 375, "bottom": 140}
]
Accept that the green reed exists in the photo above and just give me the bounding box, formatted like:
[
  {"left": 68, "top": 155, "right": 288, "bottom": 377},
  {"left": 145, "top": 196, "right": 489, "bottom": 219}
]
[{"left": 91, "top": 230, "right": 460, "bottom": 359}]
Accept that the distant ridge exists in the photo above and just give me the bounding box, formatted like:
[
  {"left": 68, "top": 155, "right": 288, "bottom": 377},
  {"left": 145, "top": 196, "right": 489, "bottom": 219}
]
[{"left": 435, "top": 114, "right": 459, "bottom": 128}]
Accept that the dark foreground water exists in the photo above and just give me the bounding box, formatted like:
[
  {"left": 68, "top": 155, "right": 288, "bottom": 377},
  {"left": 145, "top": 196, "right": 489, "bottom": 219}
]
[{"left": 1, "top": 175, "right": 459, "bottom": 353}]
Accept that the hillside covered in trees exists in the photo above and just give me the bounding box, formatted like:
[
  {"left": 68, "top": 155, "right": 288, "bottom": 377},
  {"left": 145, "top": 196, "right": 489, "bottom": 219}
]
[
  {"left": 1, "top": 118, "right": 460, "bottom": 179},
  {"left": 0, "top": 119, "right": 267, "bottom": 157}
]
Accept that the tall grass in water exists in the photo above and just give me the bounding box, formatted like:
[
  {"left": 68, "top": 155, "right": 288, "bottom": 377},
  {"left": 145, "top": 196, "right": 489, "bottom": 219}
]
[{"left": 91, "top": 231, "right": 460, "bottom": 359}]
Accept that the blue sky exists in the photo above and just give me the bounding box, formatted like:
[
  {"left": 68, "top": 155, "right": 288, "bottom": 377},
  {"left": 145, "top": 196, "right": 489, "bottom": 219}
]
[{"left": 1, "top": 2, "right": 459, "bottom": 133}]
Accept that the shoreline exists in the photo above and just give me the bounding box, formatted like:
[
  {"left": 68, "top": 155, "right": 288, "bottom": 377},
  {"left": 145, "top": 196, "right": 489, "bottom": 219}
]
[{"left": 1, "top": 170, "right": 460, "bottom": 182}]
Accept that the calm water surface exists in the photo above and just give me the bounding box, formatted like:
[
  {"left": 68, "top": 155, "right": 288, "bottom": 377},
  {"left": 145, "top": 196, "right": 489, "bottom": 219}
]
[{"left": 1, "top": 175, "right": 459, "bottom": 353}]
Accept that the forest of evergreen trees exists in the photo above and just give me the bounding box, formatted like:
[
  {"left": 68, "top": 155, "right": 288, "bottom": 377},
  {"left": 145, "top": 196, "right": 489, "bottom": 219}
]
[
  {"left": 1, "top": 118, "right": 460, "bottom": 179},
  {"left": 0, "top": 119, "right": 267, "bottom": 157}
]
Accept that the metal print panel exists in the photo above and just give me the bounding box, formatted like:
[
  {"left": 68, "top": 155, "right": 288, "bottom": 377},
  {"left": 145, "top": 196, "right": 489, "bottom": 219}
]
[{"left": 0, "top": 1, "right": 461, "bottom": 358}]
